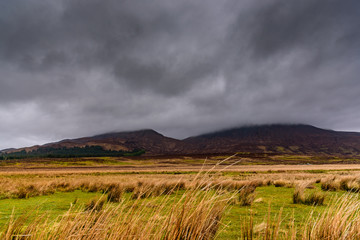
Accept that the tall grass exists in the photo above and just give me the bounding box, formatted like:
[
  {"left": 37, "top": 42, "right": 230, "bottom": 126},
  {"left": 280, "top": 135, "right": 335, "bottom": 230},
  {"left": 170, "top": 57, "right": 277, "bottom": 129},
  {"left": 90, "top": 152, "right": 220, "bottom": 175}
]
[
  {"left": 2, "top": 178, "right": 360, "bottom": 239},
  {"left": 0, "top": 177, "right": 232, "bottom": 239},
  {"left": 4, "top": 162, "right": 360, "bottom": 239},
  {"left": 240, "top": 192, "right": 360, "bottom": 239},
  {"left": 293, "top": 184, "right": 326, "bottom": 206},
  {"left": 302, "top": 193, "right": 360, "bottom": 239},
  {"left": 237, "top": 185, "right": 256, "bottom": 206},
  {"left": 240, "top": 206, "right": 297, "bottom": 240}
]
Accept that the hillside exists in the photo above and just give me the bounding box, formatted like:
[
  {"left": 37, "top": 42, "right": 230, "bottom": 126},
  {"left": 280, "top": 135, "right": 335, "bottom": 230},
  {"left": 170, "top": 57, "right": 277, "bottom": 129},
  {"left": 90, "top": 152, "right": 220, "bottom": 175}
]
[
  {"left": 183, "top": 124, "right": 360, "bottom": 156},
  {"left": 1, "top": 129, "right": 184, "bottom": 158},
  {"left": 2, "top": 124, "right": 360, "bottom": 158}
]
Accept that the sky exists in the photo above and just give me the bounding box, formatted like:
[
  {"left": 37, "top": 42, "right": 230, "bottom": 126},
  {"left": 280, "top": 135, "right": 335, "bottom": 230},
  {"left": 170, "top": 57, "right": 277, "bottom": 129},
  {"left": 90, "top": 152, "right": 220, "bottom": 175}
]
[{"left": 1, "top": 0, "right": 360, "bottom": 149}]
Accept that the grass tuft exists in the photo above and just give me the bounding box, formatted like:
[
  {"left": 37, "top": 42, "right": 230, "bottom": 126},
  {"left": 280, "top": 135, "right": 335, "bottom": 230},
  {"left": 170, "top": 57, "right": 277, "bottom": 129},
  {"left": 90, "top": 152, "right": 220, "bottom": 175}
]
[{"left": 293, "top": 184, "right": 326, "bottom": 205}]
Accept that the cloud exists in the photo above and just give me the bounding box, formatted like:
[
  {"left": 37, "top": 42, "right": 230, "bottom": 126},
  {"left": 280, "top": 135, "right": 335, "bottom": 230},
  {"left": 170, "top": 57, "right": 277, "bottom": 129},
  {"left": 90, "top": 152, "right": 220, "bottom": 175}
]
[{"left": 0, "top": 0, "right": 359, "bottom": 148}]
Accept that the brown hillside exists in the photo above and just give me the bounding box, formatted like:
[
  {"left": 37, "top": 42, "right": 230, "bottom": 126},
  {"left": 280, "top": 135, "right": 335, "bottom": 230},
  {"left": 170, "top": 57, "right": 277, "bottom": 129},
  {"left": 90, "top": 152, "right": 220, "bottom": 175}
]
[{"left": 3, "top": 124, "right": 360, "bottom": 157}]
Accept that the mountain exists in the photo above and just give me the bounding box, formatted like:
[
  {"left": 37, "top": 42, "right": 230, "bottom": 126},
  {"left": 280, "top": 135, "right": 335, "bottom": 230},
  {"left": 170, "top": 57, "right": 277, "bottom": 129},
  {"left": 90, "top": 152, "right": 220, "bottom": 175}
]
[
  {"left": 2, "top": 124, "right": 360, "bottom": 158},
  {"left": 43, "top": 129, "right": 184, "bottom": 155},
  {"left": 2, "top": 129, "right": 184, "bottom": 158},
  {"left": 0, "top": 148, "right": 15, "bottom": 154},
  {"left": 183, "top": 124, "right": 360, "bottom": 156}
]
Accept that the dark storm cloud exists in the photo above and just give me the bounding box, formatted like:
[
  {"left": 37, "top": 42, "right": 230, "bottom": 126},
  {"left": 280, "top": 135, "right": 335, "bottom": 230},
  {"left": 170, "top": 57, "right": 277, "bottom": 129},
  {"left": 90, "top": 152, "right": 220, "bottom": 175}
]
[
  {"left": 0, "top": 0, "right": 360, "bottom": 148},
  {"left": 0, "top": 0, "right": 224, "bottom": 95},
  {"left": 246, "top": 1, "right": 360, "bottom": 59}
]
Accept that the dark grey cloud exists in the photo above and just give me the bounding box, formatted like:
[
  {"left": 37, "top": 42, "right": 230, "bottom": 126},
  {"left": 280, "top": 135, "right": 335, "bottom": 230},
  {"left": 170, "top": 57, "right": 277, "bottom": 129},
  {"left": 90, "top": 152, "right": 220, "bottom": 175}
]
[
  {"left": 0, "top": 0, "right": 360, "bottom": 148},
  {"left": 245, "top": 1, "right": 360, "bottom": 59}
]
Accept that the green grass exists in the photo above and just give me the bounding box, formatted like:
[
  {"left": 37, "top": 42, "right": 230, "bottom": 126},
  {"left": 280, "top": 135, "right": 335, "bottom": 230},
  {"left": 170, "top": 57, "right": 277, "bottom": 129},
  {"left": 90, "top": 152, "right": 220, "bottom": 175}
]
[
  {"left": 0, "top": 190, "right": 101, "bottom": 226},
  {"left": 0, "top": 183, "right": 347, "bottom": 239},
  {"left": 217, "top": 185, "right": 341, "bottom": 239}
]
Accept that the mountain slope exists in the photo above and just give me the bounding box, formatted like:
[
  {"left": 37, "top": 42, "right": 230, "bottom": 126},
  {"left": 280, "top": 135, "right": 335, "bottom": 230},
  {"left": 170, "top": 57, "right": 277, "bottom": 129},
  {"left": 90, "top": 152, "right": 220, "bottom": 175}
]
[
  {"left": 2, "top": 124, "right": 360, "bottom": 157},
  {"left": 3, "top": 129, "right": 184, "bottom": 157},
  {"left": 183, "top": 124, "right": 360, "bottom": 155}
]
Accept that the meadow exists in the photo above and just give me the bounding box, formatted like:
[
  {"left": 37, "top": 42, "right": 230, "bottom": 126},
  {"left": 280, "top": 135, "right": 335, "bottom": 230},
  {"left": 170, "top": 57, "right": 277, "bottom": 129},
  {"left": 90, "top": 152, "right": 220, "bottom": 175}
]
[{"left": 1, "top": 156, "right": 360, "bottom": 239}]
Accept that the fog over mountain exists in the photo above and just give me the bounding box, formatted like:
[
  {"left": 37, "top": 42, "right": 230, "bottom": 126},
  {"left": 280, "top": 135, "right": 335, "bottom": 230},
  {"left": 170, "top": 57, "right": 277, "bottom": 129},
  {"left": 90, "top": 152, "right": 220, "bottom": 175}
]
[{"left": 1, "top": 0, "right": 360, "bottom": 149}]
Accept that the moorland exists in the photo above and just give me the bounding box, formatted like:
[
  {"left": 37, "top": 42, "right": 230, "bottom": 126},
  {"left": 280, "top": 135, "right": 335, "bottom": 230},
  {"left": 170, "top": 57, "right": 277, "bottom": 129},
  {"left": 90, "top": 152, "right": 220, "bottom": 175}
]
[
  {"left": 1, "top": 156, "right": 360, "bottom": 239},
  {"left": 2, "top": 124, "right": 360, "bottom": 239}
]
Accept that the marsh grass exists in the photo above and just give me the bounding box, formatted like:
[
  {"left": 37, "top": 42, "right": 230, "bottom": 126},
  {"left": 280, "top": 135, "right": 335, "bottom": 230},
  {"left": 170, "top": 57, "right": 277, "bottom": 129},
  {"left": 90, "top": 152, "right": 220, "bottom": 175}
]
[
  {"left": 0, "top": 161, "right": 241, "bottom": 240},
  {"left": 240, "top": 206, "right": 297, "bottom": 240},
  {"left": 84, "top": 196, "right": 106, "bottom": 212},
  {"left": 293, "top": 184, "right": 326, "bottom": 206},
  {"left": 0, "top": 182, "right": 230, "bottom": 240},
  {"left": 1, "top": 177, "right": 360, "bottom": 239},
  {"left": 4, "top": 159, "right": 360, "bottom": 239},
  {"left": 239, "top": 192, "right": 360, "bottom": 239},
  {"left": 237, "top": 185, "right": 256, "bottom": 206},
  {"left": 106, "top": 186, "right": 123, "bottom": 203},
  {"left": 302, "top": 193, "right": 360, "bottom": 239},
  {"left": 321, "top": 176, "right": 360, "bottom": 194}
]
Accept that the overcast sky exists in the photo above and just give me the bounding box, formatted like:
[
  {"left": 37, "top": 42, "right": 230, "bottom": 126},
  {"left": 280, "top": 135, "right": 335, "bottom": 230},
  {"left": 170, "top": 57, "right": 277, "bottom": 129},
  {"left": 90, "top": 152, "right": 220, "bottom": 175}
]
[{"left": 1, "top": 0, "right": 360, "bottom": 149}]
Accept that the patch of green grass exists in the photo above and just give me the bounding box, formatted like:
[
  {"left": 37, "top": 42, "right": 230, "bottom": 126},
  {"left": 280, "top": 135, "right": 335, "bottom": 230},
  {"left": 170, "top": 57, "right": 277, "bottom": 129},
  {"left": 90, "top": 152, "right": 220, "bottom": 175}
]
[
  {"left": 218, "top": 185, "right": 341, "bottom": 239},
  {"left": 0, "top": 183, "right": 349, "bottom": 239},
  {"left": 0, "top": 190, "right": 101, "bottom": 226},
  {"left": 303, "top": 169, "right": 328, "bottom": 173}
]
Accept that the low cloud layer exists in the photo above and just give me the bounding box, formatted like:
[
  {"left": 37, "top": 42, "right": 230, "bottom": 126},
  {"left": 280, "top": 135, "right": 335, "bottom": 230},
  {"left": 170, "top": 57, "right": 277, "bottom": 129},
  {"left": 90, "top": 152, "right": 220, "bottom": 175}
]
[{"left": 1, "top": 0, "right": 360, "bottom": 148}]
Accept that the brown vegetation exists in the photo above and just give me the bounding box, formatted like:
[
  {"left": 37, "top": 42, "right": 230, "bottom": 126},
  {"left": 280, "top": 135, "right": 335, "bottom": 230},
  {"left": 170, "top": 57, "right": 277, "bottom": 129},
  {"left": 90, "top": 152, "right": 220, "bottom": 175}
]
[
  {"left": 293, "top": 184, "right": 326, "bottom": 205},
  {"left": 0, "top": 178, "right": 229, "bottom": 240},
  {"left": 3, "top": 162, "right": 360, "bottom": 239},
  {"left": 237, "top": 185, "right": 256, "bottom": 206}
]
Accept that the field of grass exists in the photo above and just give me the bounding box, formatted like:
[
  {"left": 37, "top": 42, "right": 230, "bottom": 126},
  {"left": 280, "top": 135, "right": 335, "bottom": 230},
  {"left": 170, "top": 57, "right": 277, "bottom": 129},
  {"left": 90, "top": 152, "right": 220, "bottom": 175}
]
[
  {"left": 1, "top": 154, "right": 360, "bottom": 170},
  {"left": 1, "top": 157, "right": 360, "bottom": 239}
]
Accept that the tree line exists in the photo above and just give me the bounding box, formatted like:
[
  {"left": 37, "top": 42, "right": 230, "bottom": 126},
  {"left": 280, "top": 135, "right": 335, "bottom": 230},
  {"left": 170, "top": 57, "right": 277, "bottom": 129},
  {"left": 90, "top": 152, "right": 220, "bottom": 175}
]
[{"left": 0, "top": 146, "right": 145, "bottom": 159}]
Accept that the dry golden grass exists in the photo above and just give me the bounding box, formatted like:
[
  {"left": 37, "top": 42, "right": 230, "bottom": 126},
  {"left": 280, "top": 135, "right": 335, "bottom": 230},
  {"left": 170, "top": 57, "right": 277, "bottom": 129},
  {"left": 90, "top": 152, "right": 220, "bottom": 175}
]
[
  {"left": 2, "top": 164, "right": 360, "bottom": 200},
  {"left": 239, "top": 192, "right": 360, "bottom": 239},
  {"left": 2, "top": 163, "right": 360, "bottom": 175},
  {"left": 0, "top": 175, "right": 231, "bottom": 240},
  {"left": 3, "top": 161, "right": 360, "bottom": 239},
  {"left": 302, "top": 193, "right": 360, "bottom": 239},
  {"left": 293, "top": 183, "right": 326, "bottom": 205}
]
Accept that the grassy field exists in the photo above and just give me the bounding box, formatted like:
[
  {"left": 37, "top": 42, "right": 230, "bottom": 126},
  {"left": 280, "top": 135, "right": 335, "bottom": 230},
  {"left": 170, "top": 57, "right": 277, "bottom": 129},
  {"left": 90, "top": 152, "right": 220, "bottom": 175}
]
[{"left": 1, "top": 157, "right": 360, "bottom": 239}]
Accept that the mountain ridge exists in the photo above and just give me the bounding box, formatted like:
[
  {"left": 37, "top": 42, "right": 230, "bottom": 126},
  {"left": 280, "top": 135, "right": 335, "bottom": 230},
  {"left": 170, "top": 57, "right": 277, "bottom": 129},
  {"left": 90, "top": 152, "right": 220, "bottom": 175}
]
[{"left": 2, "top": 124, "right": 360, "bottom": 157}]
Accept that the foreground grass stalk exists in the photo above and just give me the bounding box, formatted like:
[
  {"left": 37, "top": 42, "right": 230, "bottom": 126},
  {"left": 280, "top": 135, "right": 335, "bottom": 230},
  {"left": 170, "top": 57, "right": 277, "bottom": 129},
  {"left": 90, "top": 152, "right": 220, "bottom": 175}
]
[
  {"left": 302, "top": 193, "right": 360, "bottom": 240},
  {"left": 240, "top": 192, "right": 360, "bottom": 239}
]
